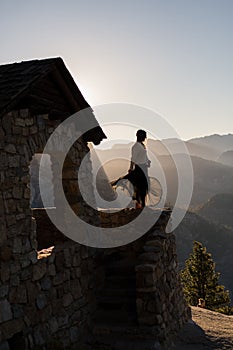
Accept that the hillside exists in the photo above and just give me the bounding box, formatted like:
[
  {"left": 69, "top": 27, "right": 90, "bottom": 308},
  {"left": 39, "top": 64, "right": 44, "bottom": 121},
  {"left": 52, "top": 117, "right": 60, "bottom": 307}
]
[
  {"left": 156, "top": 154, "right": 233, "bottom": 206},
  {"left": 97, "top": 134, "right": 233, "bottom": 162},
  {"left": 189, "top": 133, "right": 233, "bottom": 154},
  {"left": 195, "top": 193, "right": 233, "bottom": 228},
  {"left": 174, "top": 307, "right": 233, "bottom": 349},
  {"left": 218, "top": 150, "right": 233, "bottom": 167},
  {"left": 148, "top": 138, "right": 219, "bottom": 161},
  {"left": 175, "top": 211, "right": 233, "bottom": 300},
  {"left": 188, "top": 156, "right": 233, "bottom": 206}
]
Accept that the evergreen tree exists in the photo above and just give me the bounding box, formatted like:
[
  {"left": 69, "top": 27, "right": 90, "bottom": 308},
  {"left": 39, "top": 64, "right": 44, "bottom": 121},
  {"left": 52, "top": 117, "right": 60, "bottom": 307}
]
[{"left": 181, "top": 241, "right": 230, "bottom": 310}]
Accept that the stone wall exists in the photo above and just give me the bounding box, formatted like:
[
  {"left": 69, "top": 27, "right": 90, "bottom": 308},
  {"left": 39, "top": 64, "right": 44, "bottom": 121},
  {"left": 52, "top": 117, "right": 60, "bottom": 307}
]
[
  {"left": 93, "top": 209, "right": 191, "bottom": 349},
  {"left": 135, "top": 223, "right": 191, "bottom": 347},
  {"left": 0, "top": 109, "right": 99, "bottom": 349},
  {"left": 0, "top": 241, "right": 96, "bottom": 350}
]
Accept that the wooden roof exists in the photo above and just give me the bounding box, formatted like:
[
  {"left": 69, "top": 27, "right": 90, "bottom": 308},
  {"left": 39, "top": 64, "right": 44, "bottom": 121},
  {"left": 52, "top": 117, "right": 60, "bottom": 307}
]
[{"left": 0, "top": 57, "right": 106, "bottom": 144}]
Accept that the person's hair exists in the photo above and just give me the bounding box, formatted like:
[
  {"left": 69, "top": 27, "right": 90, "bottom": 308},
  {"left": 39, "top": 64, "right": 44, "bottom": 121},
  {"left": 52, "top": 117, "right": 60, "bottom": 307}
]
[{"left": 136, "top": 129, "right": 147, "bottom": 142}]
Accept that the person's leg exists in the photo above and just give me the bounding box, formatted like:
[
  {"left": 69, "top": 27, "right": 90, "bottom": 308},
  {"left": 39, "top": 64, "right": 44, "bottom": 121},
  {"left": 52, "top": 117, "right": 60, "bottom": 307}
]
[
  {"left": 135, "top": 189, "right": 142, "bottom": 208},
  {"left": 135, "top": 201, "right": 142, "bottom": 209},
  {"left": 141, "top": 195, "right": 146, "bottom": 208}
]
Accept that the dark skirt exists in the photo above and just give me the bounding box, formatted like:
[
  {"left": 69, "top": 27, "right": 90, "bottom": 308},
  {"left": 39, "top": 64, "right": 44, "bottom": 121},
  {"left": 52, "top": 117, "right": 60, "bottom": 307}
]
[{"left": 112, "top": 163, "right": 149, "bottom": 207}]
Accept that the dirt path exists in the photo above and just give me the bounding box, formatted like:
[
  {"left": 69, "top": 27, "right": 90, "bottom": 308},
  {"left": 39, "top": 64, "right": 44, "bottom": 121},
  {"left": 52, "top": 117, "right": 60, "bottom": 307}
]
[{"left": 173, "top": 307, "right": 233, "bottom": 349}]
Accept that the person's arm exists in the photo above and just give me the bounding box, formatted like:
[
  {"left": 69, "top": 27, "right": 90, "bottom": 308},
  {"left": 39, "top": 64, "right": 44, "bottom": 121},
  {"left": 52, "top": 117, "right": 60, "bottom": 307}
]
[
  {"left": 129, "top": 160, "right": 134, "bottom": 171},
  {"left": 129, "top": 144, "right": 138, "bottom": 171},
  {"left": 145, "top": 148, "right": 151, "bottom": 167}
]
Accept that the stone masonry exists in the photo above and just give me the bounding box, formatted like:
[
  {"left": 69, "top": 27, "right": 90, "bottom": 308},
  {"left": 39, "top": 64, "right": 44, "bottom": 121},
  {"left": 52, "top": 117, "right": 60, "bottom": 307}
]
[
  {"left": 0, "top": 108, "right": 100, "bottom": 350},
  {"left": 0, "top": 58, "right": 190, "bottom": 350}
]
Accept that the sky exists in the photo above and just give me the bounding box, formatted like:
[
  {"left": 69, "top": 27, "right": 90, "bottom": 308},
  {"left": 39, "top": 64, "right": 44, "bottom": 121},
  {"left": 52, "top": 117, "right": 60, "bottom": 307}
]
[{"left": 0, "top": 0, "right": 233, "bottom": 142}]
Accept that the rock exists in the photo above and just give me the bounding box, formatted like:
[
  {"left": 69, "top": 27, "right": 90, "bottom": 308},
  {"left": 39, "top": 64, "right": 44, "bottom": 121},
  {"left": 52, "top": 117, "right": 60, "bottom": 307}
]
[
  {"left": 0, "top": 300, "right": 12, "bottom": 323},
  {"left": 63, "top": 293, "right": 73, "bottom": 307},
  {"left": 12, "top": 185, "right": 23, "bottom": 199},
  {"left": 2, "top": 114, "right": 11, "bottom": 134},
  {"left": 0, "top": 285, "right": 9, "bottom": 298},
  {"left": 53, "top": 272, "right": 67, "bottom": 286},
  {"left": 28, "top": 251, "right": 38, "bottom": 264},
  {"left": 48, "top": 264, "right": 56, "bottom": 277},
  {"left": 0, "top": 263, "right": 10, "bottom": 282},
  {"left": 10, "top": 275, "right": 20, "bottom": 286},
  {"left": 33, "top": 262, "right": 47, "bottom": 281},
  {"left": 139, "top": 252, "right": 160, "bottom": 263},
  {"left": 9, "top": 285, "right": 27, "bottom": 304},
  {"left": 12, "top": 305, "right": 24, "bottom": 319},
  {"left": 0, "top": 341, "right": 9, "bottom": 350},
  {"left": 33, "top": 326, "right": 45, "bottom": 346},
  {"left": 8, "top": 155, "right": 20, "bottom": 167},
  {"left": 70, "top": 326, "right": 79, "bottom": 343},
  {"left": 41, "top": 276, "right": 52, "bottom": 291},
  {"left": 153, "top": 341, "right": 161, "bottom": 350},
  {"left": 0, "top": 246, "right": 12, "bottom": 262},
  {"left": 36, "top": 294, "right": 47, "bottom": 310},
  {"left": 25, "top": 118, "right": 34, "bottom": 126},
  {"left": 144, "top": 246, "right": 162, "bottom": 253},
  {"left": 48, "top": 317, "right": 59, "bottom": 334},
  {"left": 136, "top": 264, "right": 156, "bottom": 272},
  {"left": 13, "top": 238, "right": 22, "bottom": 254},
  {"left": 15, "top": 118, "right": 25, "bottom": 127},
  {"left": 19, "top": 109, "right": 29, "bottom": 118},
  {"left": 6, "top": 215, "right": 16, "bottom": 227},
  {"left": 0, "top": 318, "right": 24, "bottom": 340},
  {"left": 4, "top": 144, "right": 16, "bottom": 154}
]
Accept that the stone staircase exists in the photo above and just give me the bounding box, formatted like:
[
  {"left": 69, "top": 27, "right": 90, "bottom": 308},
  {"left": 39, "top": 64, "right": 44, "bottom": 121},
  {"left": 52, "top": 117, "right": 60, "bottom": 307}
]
[
  {"left": 92, "top": 251, "right": 140, "bottom": 349},
  {"left": 94, "top": 252, "right": 137, "bottom": 327},
  {"left": 92, "top": 252, "right": 162, "bottom": 349}
]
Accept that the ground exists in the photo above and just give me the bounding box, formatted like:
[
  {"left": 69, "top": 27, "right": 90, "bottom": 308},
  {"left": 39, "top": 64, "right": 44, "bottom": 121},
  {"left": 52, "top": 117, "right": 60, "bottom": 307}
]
[{"left": 174, "top": 306, "right": 233, "bottom": 349}]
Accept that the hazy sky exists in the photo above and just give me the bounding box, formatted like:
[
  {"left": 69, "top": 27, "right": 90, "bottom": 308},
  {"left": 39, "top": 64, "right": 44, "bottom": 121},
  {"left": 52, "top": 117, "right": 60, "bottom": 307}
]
[{"left": 1, "top": 0, "right": 233, "bottom": 140}]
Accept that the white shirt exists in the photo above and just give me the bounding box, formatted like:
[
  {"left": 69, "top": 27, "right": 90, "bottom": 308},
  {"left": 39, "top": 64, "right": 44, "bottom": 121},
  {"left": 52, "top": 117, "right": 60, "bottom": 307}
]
[{"left": 131, "top": 142, "right": 149, "bottom": 164}]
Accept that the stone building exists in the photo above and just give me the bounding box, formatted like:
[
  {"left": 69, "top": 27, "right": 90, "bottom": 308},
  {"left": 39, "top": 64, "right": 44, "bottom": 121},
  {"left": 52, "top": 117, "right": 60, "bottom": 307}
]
[{"left": 0, "top": 58, "right": 190, "bottom": 350}]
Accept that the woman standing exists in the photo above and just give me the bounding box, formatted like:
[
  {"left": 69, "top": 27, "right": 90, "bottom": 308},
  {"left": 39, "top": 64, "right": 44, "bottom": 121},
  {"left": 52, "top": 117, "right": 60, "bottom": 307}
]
[{"left": 128, "top": 129, "right": 151, "bottom": 208}]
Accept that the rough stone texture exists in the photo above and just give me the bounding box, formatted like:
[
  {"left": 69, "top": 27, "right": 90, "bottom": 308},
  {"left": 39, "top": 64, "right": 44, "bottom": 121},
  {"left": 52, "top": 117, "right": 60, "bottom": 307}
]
[
  {"left": 0, "top": 301, "right": 12, "bottom": 323},
  {"left": 0, "top": 107, "right": 190, "bottom": 350},
  {"left": 0, "top": 109, "right": 99, "bottom": 349},
  {"left": 91, "top": 209, "right": 190, "bottom": 350}
]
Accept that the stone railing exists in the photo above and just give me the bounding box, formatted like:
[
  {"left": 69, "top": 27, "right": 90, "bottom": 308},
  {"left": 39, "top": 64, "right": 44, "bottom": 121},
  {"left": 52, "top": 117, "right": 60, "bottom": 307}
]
[{"left": 0, "top": 206, "right": 190, "bottom": 350}]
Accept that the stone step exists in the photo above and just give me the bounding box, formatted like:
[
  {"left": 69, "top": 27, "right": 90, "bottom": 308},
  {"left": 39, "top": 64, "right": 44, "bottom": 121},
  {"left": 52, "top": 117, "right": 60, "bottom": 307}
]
[
  {"left": 98, "top": 287, "right": 135, "bottom": 298},
  {"left": 105, "top": 262, "right": 135, "bottom": 275},
  {"left": 93, "top": 332, "right": 161, "bottom": 350},
  {"left": 96, "top": 301, "right": 135, "bottom": 313},
  {"left": 98, "top": 293, "right": 135, "bottom": 305},
  {"left": 104, "top": 275, "right": 136, "bottom": 288},
  {"left": 94, "top": 308, "right": 137, "bottom": 325}
]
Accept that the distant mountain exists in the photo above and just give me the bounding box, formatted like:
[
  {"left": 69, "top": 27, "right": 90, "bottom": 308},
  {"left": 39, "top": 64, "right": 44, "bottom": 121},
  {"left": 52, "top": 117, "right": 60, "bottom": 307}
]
[
  {"left": 175, "top": 211, "right": 233, "bottom": 300},
  {"left": 188, "top": 156, "right": 233, "bottom": 205},
  {"left": 195, "top": 193, "right": 233, "bottom": 228},
  {"left": 218, "top": 150, "right": 233, "bottom": 167},
  {"left": 95, "top": 133, "right": 233, "bottom": 165},
  {"left": 147, "top": 139, "right": 219, "bottom": 161},
  {"left": 189, "top": 134, "right": 233, "bottom": 155},
  {"left": 156, "top": 154, "right": 233, "bottom": 206}
]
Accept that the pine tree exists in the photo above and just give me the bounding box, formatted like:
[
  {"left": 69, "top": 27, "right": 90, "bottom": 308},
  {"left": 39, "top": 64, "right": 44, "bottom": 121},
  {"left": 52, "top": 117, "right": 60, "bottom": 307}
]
[{"left": 181, "top": 241, "right": 230, "bottom": 310}]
